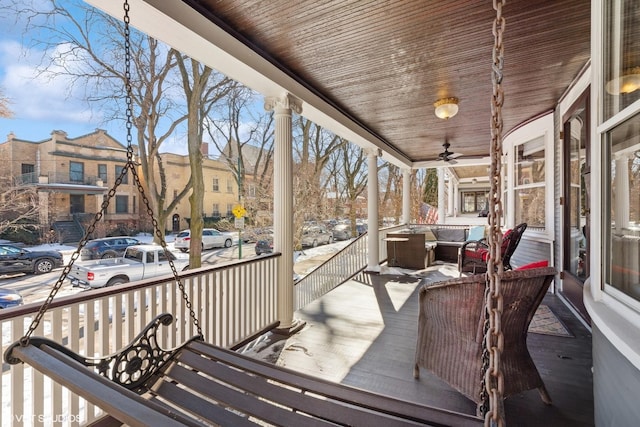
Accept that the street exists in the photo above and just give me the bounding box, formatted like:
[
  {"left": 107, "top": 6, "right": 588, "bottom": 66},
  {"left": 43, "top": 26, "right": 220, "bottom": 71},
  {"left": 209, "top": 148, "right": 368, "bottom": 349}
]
[
  {"left": 0, "top": 239, "right": 346, "bottom": 306},
  {"left": 0, "top": 242, "right": 260, "bottom": 305}
]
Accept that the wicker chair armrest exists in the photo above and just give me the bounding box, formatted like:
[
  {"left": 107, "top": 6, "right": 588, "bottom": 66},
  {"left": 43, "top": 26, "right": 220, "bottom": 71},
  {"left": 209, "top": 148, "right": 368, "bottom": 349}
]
[{"left": 460, "top": 239, "right": 488, "bottom": 252}]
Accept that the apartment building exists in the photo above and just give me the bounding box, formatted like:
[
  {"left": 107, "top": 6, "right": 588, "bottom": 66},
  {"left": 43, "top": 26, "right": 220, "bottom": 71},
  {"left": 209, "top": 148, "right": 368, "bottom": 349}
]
[
  {"left": 159, "top": 143, "right": 239, "bottom": 232},
  {"left": 0, "top": 129, "right": 138, "bottom": 241}
]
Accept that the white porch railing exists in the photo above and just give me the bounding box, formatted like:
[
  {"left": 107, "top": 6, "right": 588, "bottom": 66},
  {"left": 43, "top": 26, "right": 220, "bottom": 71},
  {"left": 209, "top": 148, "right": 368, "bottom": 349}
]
[
  {"left": 294, "top": 224, "right": 407, "bottom": 310},
  {"left": 1, "top": 254, "right": 279, "bottom": 427}
]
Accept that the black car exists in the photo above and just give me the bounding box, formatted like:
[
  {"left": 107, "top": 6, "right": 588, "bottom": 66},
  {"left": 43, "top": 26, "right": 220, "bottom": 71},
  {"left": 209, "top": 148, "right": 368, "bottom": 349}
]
[
  {"left": 0, "top": 288, "right": 24, "bottom": 309},
  {"left": 0, "top": 244, "right": 63, "bottom": 275},
  {"left": 255, "top": 236, "right": 274, "bottom": 255},
  {"left": 80, "top": 236, "right": 141, "bottom": 260}
]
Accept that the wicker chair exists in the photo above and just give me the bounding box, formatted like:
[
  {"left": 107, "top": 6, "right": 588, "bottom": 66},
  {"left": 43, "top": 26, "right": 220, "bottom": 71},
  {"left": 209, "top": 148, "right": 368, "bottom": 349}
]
[
  {"left": 458, "top": 222, "right": 527, "bottom": 276},
  {"left": 413, "top": 267, "right": 556, "bottom": 413}
]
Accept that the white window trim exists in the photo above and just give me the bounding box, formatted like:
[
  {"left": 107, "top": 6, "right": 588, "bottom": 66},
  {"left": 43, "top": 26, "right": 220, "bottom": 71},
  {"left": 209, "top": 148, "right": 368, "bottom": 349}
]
[{"left": 503, "top": 113, "right": 555, "bottom": 241}]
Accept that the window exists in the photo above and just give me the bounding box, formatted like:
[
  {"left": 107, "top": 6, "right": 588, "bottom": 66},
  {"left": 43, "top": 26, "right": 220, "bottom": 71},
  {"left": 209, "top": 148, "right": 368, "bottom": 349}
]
[
  {"left": 461, "top": 191, "right": 488, "bottom": 213},
  {"left": 98, "top": 164, "right": 107, "bottom": 182},
  {"left": 514, "top": 137, "right": 546, "bottom": 228},
  {"left": 115, "top": 165, "right": 128, "bottom": 184},
  {"left": 70, "top": 195, "right": 85, "bottom": 214},
  {"left": 69, "top": 161, "right": 84, "bottom": 183},
  {"left": 246, "top": 183, "right": 257, "bottom": 198},
  {"left": 115, "top": 195, "right": 128, "bottom": 213},
  {"left": 604, "top": 113, "right": 640, "bottom": 300},
  {"left": 226, "top": 204, "right": 233, "bottom": 217},
  {"left": 227, "top": 179, "right": 234, "bottom": 193},
  {"left": 212, "top": 177, "right": 219, "bottom": 192},
  {"left": 603, "top": 0, "right": 640, "bottom": 121},
  {"left": 212, "top": 204, "right": 220, "bottom": 217},
  {"left": 20, "top": 164, "right": 35, "bottom": 184}
]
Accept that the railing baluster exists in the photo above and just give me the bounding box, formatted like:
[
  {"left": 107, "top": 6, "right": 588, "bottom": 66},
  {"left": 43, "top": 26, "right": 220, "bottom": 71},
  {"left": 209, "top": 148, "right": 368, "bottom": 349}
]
[
  {"left": 52, "top": 309, "right": 63, "bottom": 422},
  {"left": 1, "top": 256, "right": 280, "bottom": 425}
]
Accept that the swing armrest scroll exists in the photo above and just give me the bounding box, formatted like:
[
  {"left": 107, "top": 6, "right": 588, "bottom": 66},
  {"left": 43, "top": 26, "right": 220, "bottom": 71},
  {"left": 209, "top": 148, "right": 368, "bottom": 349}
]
[{"left": 8, "top": 343, "right": 203, "bottom": 427}]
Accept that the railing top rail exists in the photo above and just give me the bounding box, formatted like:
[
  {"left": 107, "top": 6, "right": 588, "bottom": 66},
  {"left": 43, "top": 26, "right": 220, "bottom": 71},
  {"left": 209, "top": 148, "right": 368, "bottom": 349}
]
[{"left": 0, "top": 253, "right": 281, "bottom": 321}]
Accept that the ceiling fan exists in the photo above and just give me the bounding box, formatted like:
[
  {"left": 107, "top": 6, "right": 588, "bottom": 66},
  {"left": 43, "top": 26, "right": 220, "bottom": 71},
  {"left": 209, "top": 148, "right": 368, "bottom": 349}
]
[{"left": 436, "top": 141, "right": 463, "bottom": 163}]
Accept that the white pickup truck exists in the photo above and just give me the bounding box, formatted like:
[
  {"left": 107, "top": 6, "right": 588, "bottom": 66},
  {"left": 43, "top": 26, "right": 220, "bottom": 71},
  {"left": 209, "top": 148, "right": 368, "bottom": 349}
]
[{"left": 69, "top": 245, "right": 189, "bottom": 289}]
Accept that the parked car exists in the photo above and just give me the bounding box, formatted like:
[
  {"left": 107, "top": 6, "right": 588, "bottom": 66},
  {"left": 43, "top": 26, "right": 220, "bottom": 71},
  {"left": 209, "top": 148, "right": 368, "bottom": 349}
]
[
  {"left": 80, "top": 236, "right": 141, "bottom": 260},
  {"left": 301, "top": 225, "right": 333, "bottom": 248},
  {"left": 0, "top": 244, "right": 63, "bottom": 275},
  {"left": 331, "top": 224, "right": 352, "bottom": 241},
  {"left": 0, "top": 288, "right": 24, "bottom": 309},
  {"left": 356, "top": 223, "right": 368, "bottom": 235},
  {"left": 255, "top": 236, "right": 274, "bottom": 255},
  {"left": 243, "top": 227, "right": 273, "bottom": 243},
  {"left": 69, "top": 245, "right": 189, "bottom": 289},
  {"left": 174, "top": 229, "right": 234, "bottom": 252}
]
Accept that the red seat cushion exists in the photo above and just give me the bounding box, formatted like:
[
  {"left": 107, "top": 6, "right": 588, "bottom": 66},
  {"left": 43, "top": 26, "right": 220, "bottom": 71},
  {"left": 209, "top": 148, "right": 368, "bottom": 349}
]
[
  {"left": 501, "top": 229, "right": 513, "bottom": 252},
  {"left": 465, "top": 248, "right": 490, "bottom": 262},
  {"left": 465, "top": 229, "right": 513, "bottom": 263},
  {"left": 516, "top": 260, "right": 549, "bottom": 270}
]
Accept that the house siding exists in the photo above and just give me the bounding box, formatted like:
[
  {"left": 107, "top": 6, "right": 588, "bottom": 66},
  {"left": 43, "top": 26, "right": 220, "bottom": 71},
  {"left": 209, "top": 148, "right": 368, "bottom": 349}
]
[{"left": 593, "top": 326, "right": 640, "bottom": 426}]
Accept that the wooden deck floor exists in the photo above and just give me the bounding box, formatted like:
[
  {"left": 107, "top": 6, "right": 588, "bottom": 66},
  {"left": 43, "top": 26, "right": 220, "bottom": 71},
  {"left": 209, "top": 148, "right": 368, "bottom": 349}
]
[{"left": 243, "top": 263, "right": 594, "bottom": 427}]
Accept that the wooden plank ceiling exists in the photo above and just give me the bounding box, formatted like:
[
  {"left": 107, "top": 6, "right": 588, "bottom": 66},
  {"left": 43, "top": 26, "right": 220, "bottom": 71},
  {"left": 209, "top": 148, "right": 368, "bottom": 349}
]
[{"left": 184, "top": 0, "right": 590, "bottom": 165}]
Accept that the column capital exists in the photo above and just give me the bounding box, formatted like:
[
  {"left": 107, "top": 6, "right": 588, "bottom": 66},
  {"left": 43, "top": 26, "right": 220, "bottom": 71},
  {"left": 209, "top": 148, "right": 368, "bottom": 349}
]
[
  {"left": 264, "top": 93, "right": 303, "bottom": 115},
  {"left": 364, "top": 147, "right": 382, "bottom": 158}
]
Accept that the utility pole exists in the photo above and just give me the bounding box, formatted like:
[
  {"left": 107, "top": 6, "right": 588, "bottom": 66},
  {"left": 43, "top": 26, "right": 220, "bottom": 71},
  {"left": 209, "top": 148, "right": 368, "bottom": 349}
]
[{"left": 237, "top": 155, "right": 242, "bottom": 259}]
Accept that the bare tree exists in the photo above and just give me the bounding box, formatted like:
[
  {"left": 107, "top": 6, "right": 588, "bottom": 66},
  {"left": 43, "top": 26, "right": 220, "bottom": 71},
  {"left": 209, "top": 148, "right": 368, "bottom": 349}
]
[
  {"left": 379, "top": 163, "right": 403, "bottom": 223},
  {"left": 0, "top": 87, "right": 12, "bottom": 118},
  {"left": 292, "top": 117, "right": 345, "bottom": 244},
  {"left": 175, "top": 54, "right": 235, "bottom": 268},
  {"left": 4, "top": 1, "right": 195, "bottom": 242},
  {"left": 206, "top": 86, "right": 275, "bottom": 226},
  {"left": 336, "top": 143, "right": 368, "bottom": 233},
  {"left": 0, "top": 178, "right": 39, "bottom": 236}
]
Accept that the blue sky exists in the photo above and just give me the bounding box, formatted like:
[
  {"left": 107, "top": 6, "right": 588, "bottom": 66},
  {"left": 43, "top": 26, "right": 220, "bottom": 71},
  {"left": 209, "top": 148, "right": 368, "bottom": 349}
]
[{"left": 0, "top": 1, "right": 189, "bottom": 154}]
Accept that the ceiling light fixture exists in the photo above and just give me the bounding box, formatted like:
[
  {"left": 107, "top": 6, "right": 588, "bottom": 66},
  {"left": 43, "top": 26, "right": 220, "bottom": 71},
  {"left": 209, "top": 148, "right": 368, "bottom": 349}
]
[
  {"left": 606, "top": 67, "right": 640, "bottom": 95},
  {"left": 434, "top": 97, "right": 459, "bottom": 119}
]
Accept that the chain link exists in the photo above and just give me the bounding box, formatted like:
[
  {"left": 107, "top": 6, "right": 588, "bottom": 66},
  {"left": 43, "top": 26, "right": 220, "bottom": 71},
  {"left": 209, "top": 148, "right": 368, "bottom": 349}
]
[
  {"left": 20, "top": 0, "right": 202, "bottom": 346},
  {"left": 480, "top": 0, "right": 507, "bottom": 426}
]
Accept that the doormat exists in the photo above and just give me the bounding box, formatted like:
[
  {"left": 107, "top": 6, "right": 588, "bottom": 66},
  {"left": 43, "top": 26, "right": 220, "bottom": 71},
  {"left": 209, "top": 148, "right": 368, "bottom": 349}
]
[{"left": 529, "top": 304, "right": 574, "bottom": 337}]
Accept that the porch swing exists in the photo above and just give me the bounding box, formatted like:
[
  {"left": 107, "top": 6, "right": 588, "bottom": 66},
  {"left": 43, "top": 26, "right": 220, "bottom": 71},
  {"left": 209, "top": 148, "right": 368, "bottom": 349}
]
[{"left": 4, "top": 1, "right": 549, "bottom": 426}]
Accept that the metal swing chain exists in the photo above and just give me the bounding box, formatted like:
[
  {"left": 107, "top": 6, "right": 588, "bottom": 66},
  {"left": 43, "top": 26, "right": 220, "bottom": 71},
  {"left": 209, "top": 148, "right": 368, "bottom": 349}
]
[
  {"left": 121, "top": 0, "right": 202, "bottom": 338},
  {"left": 480, "top": 0, "right": 507, "bottom": 426},
  {"left": 19, "top": 0, "right": 202, "bottom": 346}
]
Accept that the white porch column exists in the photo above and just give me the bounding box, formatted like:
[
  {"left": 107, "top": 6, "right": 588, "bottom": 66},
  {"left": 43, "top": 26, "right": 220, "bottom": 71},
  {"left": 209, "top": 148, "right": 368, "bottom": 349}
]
[
  {"left": 453, "top": 180, "right": 459, "bottom": 217},
  {"left": 438, "top": 168, "right": 446, "bottom": 224},
  {"left": 447, "top": 178, "right": 454, "bottom": 216},
  {"left": 265, "top": 93, "right": 302, "bottom": 332},
  {"left": 366, "top": 149, "right": 380, "bottom": 272},
  {"left": 402, "top": 168, "right": 411, "bottom": 225}
]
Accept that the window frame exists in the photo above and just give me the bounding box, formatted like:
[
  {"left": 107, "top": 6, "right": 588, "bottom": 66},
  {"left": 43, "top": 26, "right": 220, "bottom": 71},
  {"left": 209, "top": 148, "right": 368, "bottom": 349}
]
[
  {"left": 503, "top": 113, "right": 555, "bottom": 240},
  {"left": 115, "top": 165, "right": 128, "bottom": 185},
  {"left": 115, "top": 195, "right": 129, "bottom": 214},
  {"left": 98, "top": 164, "right": 108, "bottom": 182},
  {"left": 69, "top": 161, "right": 84, "bottom": 183}
]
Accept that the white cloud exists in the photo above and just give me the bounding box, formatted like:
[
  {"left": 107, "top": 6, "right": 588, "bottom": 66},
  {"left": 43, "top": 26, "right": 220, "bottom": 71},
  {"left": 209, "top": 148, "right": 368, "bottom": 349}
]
[{"left": 0, "top": 39, "right": 98, "bottom": 123}]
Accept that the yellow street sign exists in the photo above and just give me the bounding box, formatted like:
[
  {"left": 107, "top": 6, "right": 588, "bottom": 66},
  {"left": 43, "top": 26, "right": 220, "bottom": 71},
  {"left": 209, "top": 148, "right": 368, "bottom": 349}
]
[{"left": 232, "top": 205, "right": 246, "bottom": 218}]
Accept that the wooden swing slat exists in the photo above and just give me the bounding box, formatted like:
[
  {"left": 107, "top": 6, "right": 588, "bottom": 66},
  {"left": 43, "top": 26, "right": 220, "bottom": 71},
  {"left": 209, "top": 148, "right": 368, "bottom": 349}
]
[{"left": 7, "top": 322, "right": 483, "bottom": 427}]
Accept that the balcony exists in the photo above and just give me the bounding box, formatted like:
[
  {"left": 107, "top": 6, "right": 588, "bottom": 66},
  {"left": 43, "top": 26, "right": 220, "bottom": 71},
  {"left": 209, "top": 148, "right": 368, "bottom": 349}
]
[
  {"left": 0, "top": 231, "right": 592, "bottom": 426},
  {"left": 15, "top": 172, "right": 104, "bottom": 187}
]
